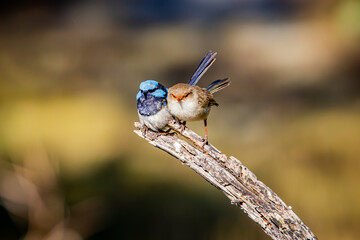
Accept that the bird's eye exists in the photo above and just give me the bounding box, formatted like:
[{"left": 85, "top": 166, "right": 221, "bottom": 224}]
[
  {"left": 171, "top": 94, "right": 176, "bottom": 99},
  {"left": 184, "top": 92, "right": 190, "bottom": 98}
]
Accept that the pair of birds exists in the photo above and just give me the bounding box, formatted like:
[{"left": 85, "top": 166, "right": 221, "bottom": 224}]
[{"left": 136, "top": 51, "right": 230, "bottom": 145}]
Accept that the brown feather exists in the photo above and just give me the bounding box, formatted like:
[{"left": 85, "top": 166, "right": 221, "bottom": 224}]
[
  {"left": 168, "top": 83, "right": 192, "bottom": 98},
  {"left": 193, "top": 86, "right": 218, "bottom": 108}
]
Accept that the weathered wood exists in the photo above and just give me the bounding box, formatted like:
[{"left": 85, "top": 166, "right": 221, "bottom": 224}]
[{"left": 134, "top": 120, "right": 318, "bottom": 240}]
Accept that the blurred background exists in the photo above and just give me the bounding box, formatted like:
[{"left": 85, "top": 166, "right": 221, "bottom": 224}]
[{"left": 0, "top": 0, "right": 359, "bottom": 239}]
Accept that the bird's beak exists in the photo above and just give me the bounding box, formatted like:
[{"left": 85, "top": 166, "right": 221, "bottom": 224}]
[{"left": 177, "top": 97, "right": 182, "bottom": 102}]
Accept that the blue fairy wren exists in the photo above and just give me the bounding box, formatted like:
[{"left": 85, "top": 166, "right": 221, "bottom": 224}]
[
  {"left": 137, "top": 80, "right": 172, "bottom": 132},
  {"left": 167, "top": 51, "right": 230, "bottom": 144}
]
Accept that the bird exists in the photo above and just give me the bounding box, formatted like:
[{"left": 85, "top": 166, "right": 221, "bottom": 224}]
[
  {"left": 167, "top": 51, "right": 230, "bottom": 145},
  {"left": 136, "top": 80, "right": 172, "bottom": 132}
]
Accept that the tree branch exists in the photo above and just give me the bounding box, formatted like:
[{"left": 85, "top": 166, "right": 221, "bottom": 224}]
[{"left": 134, "top": 120, "right": 318, "bottom": 240}]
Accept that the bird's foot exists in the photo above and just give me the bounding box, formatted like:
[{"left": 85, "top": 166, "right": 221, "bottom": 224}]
[
  {"left": 179, "top": 124, "right": 186, "bottom": 133},
  {"left": 201, "top": 138, "right": 209, "bottom": 148},
  {"left": 140, "top": 125, "right": 148, "bottom": 135},
  {"left": 179, "top": 121, "right": 187, "bottom": 133}
]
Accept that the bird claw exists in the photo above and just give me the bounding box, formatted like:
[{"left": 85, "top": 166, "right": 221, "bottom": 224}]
[
  {"left": 140, "top": 125, "right": 148, "bottom": 135},
  {"left": 201, "top": 139, "right": 209, "bottom": 148},
  {"left": 179, "top": 124, "right": 186, "bottom": 133},
  {"left": 179, "top": 121, "right": 187, "bottom": 133}
]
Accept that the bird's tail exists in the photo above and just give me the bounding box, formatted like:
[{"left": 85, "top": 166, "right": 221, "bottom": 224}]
[
  {"left": 206, "top": 78, "right": 231, "bottom": 94},
  {"left": 188, "top": 51, "right": 217, "bottom": 86}
]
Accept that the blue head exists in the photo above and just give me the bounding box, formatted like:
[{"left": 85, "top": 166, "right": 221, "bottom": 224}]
[
  {"left": 136, "top": 80, "right": 168, "bottom": 101},
  {"left": 137, "top": 80, "right": 168, "bottom": 117}
]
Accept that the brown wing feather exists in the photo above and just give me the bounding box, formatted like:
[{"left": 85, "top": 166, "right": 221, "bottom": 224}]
[
  {"left": 195, "top": 86, "right": 218, "bottom": 107},
  {"left": 208, "top": 95, "right": 219, "bottom": 107}
]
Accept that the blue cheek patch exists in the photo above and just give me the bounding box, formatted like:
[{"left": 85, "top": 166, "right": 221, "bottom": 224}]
[
  {"left": 136, "top": 91, "right": 142, "bottom": 100},
  {"left": 151, "top": 89, "right": 167, "bottom": 98},
  {"left": 140, "top": 80, "right": 159, "bottom": 91}
]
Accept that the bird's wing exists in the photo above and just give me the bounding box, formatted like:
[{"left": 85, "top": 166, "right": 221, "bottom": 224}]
[
  {"left": 208, "top": 96, "right": 219, "bottom": 107},
  {"left": 196, "top": 86, "right": 219, "bottom": 107}
]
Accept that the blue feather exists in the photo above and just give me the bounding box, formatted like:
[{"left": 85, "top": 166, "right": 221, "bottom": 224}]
[
  {"left": 206, "top": 78, "right": 230, "bottom": 94},
  {"left": 137, "top": 80, "right": 168, "bottom": 116},
  {"left": 136, "top": 90, "right": 142, "bottom": 100},
  {"left": 137, "top": 95, "right": 166, "bottom": 116},
  {"left": 188, "top": 51, "right": 217, "bottom": 86},
  {"left": 139, "top": 80, "right": 159, "bottom": 91},
  {"left": 152, "top": 88, "right": 167, "bottom": 98}
]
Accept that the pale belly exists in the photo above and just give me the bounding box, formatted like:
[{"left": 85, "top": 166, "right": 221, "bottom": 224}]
[
  {"left": 138, "top": 107, "right": 172, "bottom": 131},
  {"left": 168, "top": 101, "right": 210, "bottom": 121}
]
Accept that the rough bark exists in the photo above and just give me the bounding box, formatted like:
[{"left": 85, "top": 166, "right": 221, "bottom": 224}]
[{"left": 134, "top": 120, "right": 318, "bottom": 240}]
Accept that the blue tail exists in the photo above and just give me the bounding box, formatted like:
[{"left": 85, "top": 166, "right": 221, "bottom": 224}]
[
  {"left": 188, "top": 51, "right": 217, "bottom": 86},
  {"left": 206, "top": 78, "right": 230, "bottom": 94}
]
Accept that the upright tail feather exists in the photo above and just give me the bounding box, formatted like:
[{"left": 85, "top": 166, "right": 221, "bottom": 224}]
[
  {"left": 206, "top": 78, "right": 231, "bottom": 94},
  {"left": 188, "top": 51, "right": 217, "bottom": 86}
]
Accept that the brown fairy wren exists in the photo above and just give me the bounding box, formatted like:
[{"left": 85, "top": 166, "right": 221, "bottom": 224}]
[{"left": 167, "top": 51, "right": 230, "bottom": 145}]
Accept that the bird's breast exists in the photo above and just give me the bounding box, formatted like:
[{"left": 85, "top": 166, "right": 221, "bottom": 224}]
[
  {"left": 137, "top": 95, "right": 166, "bottom": 116},
  {"left": 168, "top": 99, "right": 210, "bottom": 121}
]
